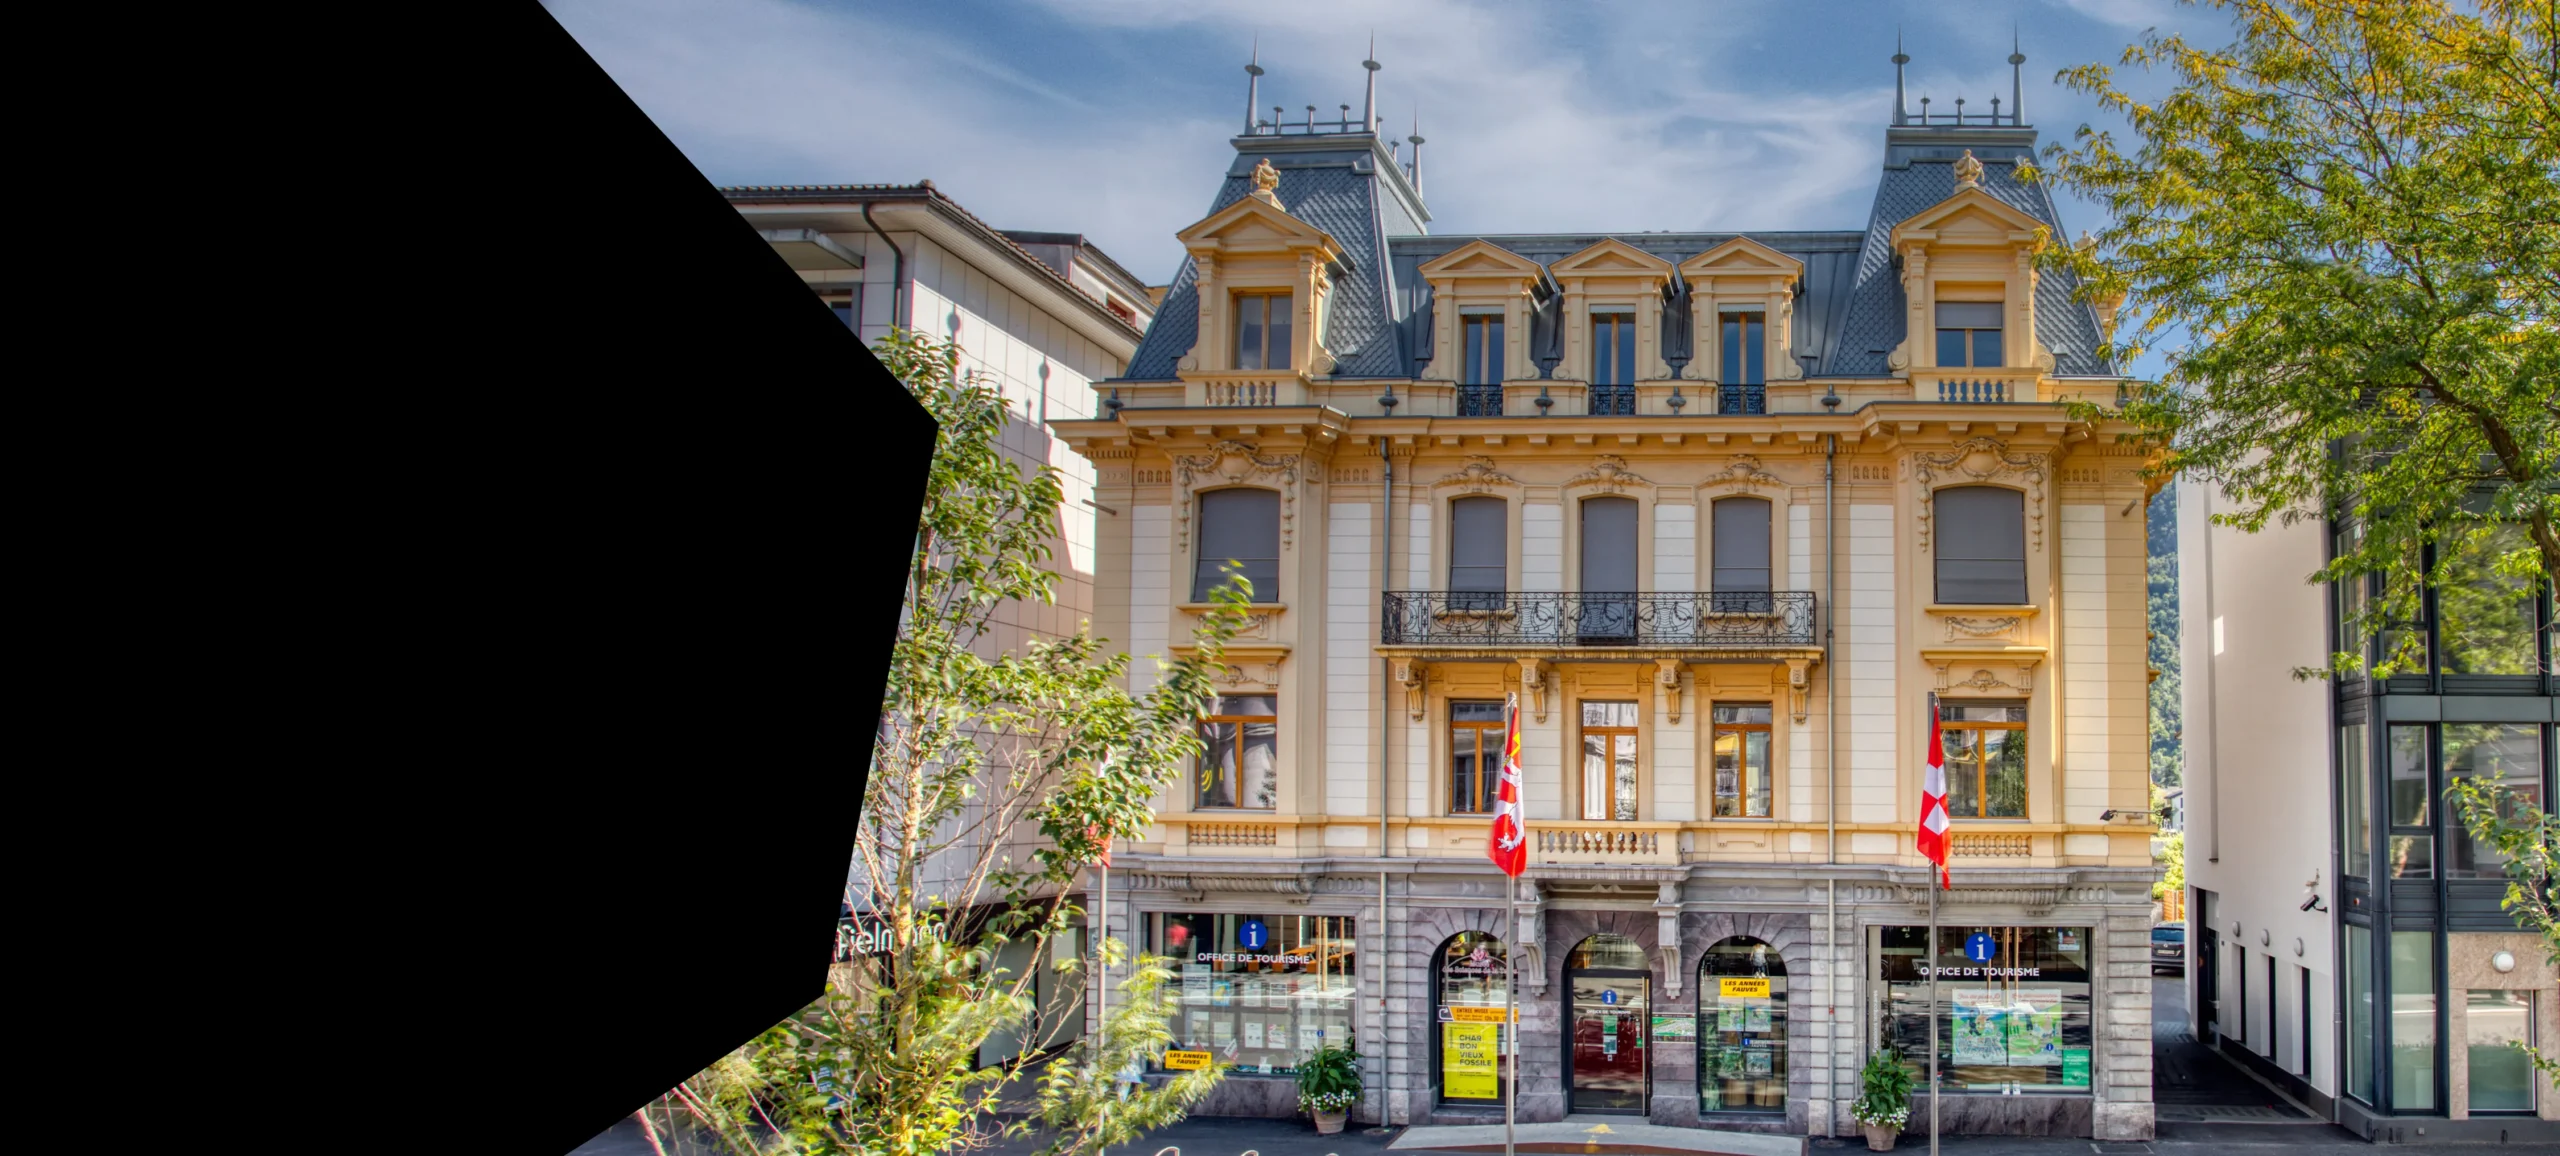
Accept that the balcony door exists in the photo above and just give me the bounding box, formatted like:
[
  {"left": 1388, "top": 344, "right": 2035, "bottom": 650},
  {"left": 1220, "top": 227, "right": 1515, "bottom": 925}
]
[{"left": 1578, "top": 497, "right": 1638, "bottom": 644}]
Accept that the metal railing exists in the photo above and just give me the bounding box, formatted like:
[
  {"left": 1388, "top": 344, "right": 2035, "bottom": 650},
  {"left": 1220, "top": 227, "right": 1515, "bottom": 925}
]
[
  {"left": 1458, "top": 384, "right": 1504, "bottom": 416},
  {"left": 1718, "top": 384, "right": 1766, "bottom": 414},
  {"left": 1588, "top": 385, "right": 1635, "bottom": 415},
  {"left": 1381, "top": 590, "right": 1817, "bottom": 647}
]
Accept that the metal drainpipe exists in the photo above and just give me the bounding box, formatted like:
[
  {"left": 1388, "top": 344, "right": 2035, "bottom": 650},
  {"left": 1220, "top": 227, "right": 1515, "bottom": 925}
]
[
  {"left": 1376, "top": 434, "right": 1395, "bottom": 1129},
  {"left": 1824, "top": 431, "right": 1840, "bottom": 1136},
  {"left": 860, "top": 202, "right": 907, "bottom": 334}
]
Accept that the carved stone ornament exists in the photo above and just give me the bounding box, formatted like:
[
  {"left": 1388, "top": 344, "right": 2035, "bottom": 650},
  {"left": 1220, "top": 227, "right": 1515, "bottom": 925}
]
[
  {"left": 1952, "top": 148, "right": 1984, "bottom": 191},
  {"left": 1913, "top": 437, "right": 2049, "bottom": 554},
  {"left": 1173, "top": 440, "right": 1301, "bottom": 555},
  {"left": 1395, "top": 659, "right": 1428, "bottom": 721},
  {"left": 1943, "top": 615, "right": 2024, "bottom": 641},
  {"left": 1248, "top": 157, "right": 1284, "bottom": 210},
  {"left": 1563, "top": 455, "right": 1653, "bottom": 494},
  {"left": 1655, "top": 659, "right": 1684, "bottom": 723},
  {"left": 1516, "top": 657, "right": 1550, "bottom": 723},
  {"left": 1785, "top": 658, "right": 1813, "bottom": 722},
  {"left": 1933, "top": 663, "right": 2033, "bottom": 694},
  {"left": 1702, "top": 454, "right": 1783, "bottom": 494},
  {"left": 1213, "top": 660, "right": 1285, "bottom": 689},
  {"left": 1433, "top": 455, "right": 1519, "bottom": 494}
]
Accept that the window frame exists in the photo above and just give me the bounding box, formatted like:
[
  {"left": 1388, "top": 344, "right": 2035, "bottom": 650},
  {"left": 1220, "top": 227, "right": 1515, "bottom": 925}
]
[
  {"left": 1578, "top": 700, "right": 1641, "bottom": 821},
  {"left": 1449, "top": 700, "right": 1507, "bottom": 816},
  {"left": 1462, "top": 312, "right": 1506, "bottom": 386},
  {"left": 1939, "top": 701, "right": 2028, "bottom": 819},
  {"left": 1933, "top": 301, "right": 2004, "bottom": 369},
  {"left": 1932, "top": 485, "right": 2029, "bottom": 605},
  {"left": 1449, "top": 496, "right": 1509, "bottom": 607},
  {"left": 1710, "top": 703, "right": 1775, "bottom": 819},
  {"left": 1709, "top": 496, "right": 1774, "bottom": 602},
  {"left": 1191, "top": 487, "right": 1281, "bottom": 603},
  {"left": 1233, "top": 290, "right": 1294, "bottom": 372},
  {"left": 1718, "top": 309, "right": 1767, "bottom": 414},
  {"left": 1195, "top": 693, "right": 1279, "bottom": 811}
]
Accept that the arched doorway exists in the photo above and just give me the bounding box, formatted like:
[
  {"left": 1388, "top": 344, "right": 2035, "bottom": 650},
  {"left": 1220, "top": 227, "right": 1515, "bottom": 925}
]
[
  {"left": 1696, "top": 936, "right": 1787, "bottom": 1114},
  {"left": 1431, "top": 931, "right": 1510, "bottom": 1105},
  {"left": 1564, "top": 933, "right": 1651, "bottom": 1114}
]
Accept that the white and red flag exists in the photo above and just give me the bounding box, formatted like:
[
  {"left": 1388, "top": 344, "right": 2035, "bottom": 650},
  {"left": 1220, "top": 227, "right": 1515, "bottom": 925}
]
[
  {"left": 1918, "top": 694, "right": 1951, "bottom": 889},
  {"left": 1488, "top": 692, "right": 1527, "bottom": 877}
]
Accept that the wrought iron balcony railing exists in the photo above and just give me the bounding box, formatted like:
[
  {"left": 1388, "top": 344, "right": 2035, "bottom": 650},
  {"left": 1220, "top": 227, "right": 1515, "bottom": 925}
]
[{"left": 1381, "top": 591, "right": 1817, "bottom": 648}]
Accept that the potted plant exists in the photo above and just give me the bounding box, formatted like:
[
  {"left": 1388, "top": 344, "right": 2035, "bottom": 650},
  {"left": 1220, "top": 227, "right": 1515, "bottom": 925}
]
[
  {"left": 1295, "top": 1042, "right": 1361, "bottom": 1135},
  {"left": 1851, "top": 1046, "right": 1915, "bottom": 1151}
]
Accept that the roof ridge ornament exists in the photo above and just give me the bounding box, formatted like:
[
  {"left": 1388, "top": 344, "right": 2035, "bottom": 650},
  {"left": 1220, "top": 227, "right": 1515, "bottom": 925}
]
[
  {"left": 1249, "top": 157, "right": 1285, "bottom": 210},
  {"left": 1953, "top": 149, "right": 1984, "bottom": 191}
]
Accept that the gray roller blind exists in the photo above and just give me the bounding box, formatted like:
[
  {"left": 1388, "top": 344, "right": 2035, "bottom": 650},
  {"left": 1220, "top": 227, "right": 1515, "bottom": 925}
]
[
  {"left": 1194, "top": 488, "right": 1280, "bottom": 602},
  {"left": 1711, "top": 497, "right": 1772, "bottom": 592},
  {"left": 1934, "top": 485, "right": 2027, "bottom": 603},
  {"left": 1936, "top": 302, "right": 2004, "bottom": 328},
  {"left": 1450, "top": 497, "right": 1507, "bottom": 592},
  {"left": 1580, "top": 497, "right": 1638, "bottom": 593}
]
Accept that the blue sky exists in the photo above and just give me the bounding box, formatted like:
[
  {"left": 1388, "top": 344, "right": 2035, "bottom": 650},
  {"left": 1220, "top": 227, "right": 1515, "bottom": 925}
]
[{"left": 548, "top": 0, "right": 2228, "bottom": 381}]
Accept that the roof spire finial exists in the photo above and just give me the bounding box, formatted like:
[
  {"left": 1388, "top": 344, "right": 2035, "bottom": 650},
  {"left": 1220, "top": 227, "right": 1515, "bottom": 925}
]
[
  {"left": 2009, "top": 26, "right": 2027, "bottom": 125},
  {"left": 1953, "top": 148, "right": 1984, "bottom": 190},
  {"left": 1361, "top": 32, "right": 1382, "bottom": 133},
  {"left": 1244, "top": 35, "right": 1265, "bottom": 135},
  {"left": 1407, "top": 108, "right": 1426, "bottom": 194},
  {"left": 1892, "top": 29, "right": 1910, "bottom": 125}
]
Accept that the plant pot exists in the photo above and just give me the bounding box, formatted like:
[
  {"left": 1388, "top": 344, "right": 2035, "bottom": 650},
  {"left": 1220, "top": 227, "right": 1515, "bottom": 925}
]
[
  {"left": 1314, "top": 1110, "right": 1347, "bottom": 1135},
  {"left": 1862, "top": 1123, "right": 1897, "bottom": 1151}
]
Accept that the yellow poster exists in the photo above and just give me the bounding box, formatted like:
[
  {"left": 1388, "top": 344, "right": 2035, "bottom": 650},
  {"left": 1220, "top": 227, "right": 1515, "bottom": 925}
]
[
  {"left": 1719, "top": 977, "right": 1771, "bottom": 999},
  {"left": 1443, "top": 1023, "right": 1499, "bottom": 1099},
  {"left": 1162, "top": 1050, "right": 1212, "bottom": 1071}
]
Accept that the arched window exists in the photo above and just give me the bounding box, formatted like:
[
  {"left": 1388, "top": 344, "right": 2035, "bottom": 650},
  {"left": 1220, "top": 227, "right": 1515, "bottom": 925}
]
[
  {"left": 1934, "top": 486, "right": 2026, "bottom": 604},
  {"left": 1194, "top": 488, "right": 1280, "bottom": 602},
  {"left": 1450, "top": 496, "right": 1508, "bottom": 611},
  {"left": 1432, "top": 932, "right": 1510, "bottom": 1104},
  {"left": 1696, "top": 936, "right": 1787, "bottom": 1114}
]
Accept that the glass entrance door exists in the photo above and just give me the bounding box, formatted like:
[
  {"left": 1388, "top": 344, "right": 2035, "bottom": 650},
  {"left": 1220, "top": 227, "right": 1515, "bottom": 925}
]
[{"left": 1568, "top": 972, "right": 1650, "bottom": 1113}]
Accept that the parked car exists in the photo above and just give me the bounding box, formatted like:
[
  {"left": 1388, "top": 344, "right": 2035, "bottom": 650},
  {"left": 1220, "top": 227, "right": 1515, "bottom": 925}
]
[{"left": 2150, "top": 923, "right": 2185, "bottom": 975}]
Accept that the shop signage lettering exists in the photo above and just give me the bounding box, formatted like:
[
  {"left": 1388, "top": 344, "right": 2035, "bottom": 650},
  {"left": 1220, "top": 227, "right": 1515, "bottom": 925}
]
[
  {"left": 1192, "top": 950, "right": 1313, "bottom": 966},
  {"left": 1162, "top": 1050, "right": 1212, "bottom": 1071},
  {"left": 835, "top": 916, "right": 945, "bottom": 961},
  {"left": 1718, "top": 978, "right": 1771, "bottom": 998},
  {"left": 1918, "top": 965, "right": 2042, "bottom": 979},
  {"left": 1449, "top": 1005, "right": 1517, "bottom": 1023},
  {"left": 1443, "top": 1023, "right": 1499, "bottom": 1099}
]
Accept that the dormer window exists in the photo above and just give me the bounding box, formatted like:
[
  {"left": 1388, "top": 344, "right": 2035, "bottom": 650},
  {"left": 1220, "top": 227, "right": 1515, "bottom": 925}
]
[
  {"left": 1936, "top": 302, "right": 2004, "bottom": 368},
  {"left": 1591, "top": 312, "right": 1636, "bottom": 386},
  {"left": 1234, "top": 291, "right": 1293, "bottom": 371}
]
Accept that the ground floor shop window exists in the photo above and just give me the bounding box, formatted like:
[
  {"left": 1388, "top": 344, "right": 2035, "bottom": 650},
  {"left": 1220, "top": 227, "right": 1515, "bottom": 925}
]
[
  {"left": 1697, "top": 936, "right": 1785, "bottom": 1113},
  {"left": 2389, "top": 931, "right": 2435, "bottom": 1110},
  {"left": 2467, "top": 989, "right": 2537, "bottom": 1113},
  {"left": 1434, "top": 931, "right": 1511, "bottom": 1104},
  {"left": 1149, "top": 913, "right": 1355, "bottom": 1075},
  {"left": 1871, "top": 925, "right": 2094, "bottom": 1093}
]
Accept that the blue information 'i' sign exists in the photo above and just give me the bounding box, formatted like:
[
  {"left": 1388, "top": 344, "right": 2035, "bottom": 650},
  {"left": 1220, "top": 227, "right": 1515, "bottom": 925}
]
[
  {"left": 1238, "top": 919, "right": 1269, "bottom": 951},
  {"left": 1965, "top": 932, "right": 1997, "bottom": 964},
  {"left": 1601, "top": 988, "right": 1618, "bottom": 1006}
]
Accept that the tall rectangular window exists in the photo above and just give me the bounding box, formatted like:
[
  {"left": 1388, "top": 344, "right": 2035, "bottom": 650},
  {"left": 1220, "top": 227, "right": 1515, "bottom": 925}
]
[
  {"left": 1463, "top": 314, "right": 1505, "bottom": 385},
  {"left": 1450, "top": 701, "right": 1507, "bottom": 815},
  {"left": 1193, "top": 488, "right": 1280, "bottom": 602},
  {"left": 2443, "top": 724, "right": 2545, "bottom": 878},
  {"left": 1234, "top": 292, "right": 1293, "bottom": 371},
  {"left": 1719, "top": 310, "right": 1765, "bottom": 414},
  {"left": 1940, "top": 702, "right": 2028, "bottom": 818},
  {"left": 2389, "top": 931, "right": 2435, "bottom": 1110},
  {"left": 2341, "top": 724, "right": 2372, "bottom": 878},
  {"left": 2467, "top": 990, "right": 2536, "bottom": 1112},
  {"left": 1197, "top": 695, "right": 1278, "bottom": 810},
  {"left": 1710, "top": 497, "right": 1773, "bottom": 611},
  {"left": 2440, "top": 521, "right": 2541, "bottom": 675},
  {"left": 2345, "top": 925, "right": 2374, "bottom": 1104},
  {"left": 1449, "top": 497, "right": 1507, "bottom": 611},
  {"left": 2387, "top": 726, "right": 2433, "bottom": 878},
  {"left": 1935, "top": 302, "right": 2003, "bottom": 368},
  {"left": 1579, "top": 701, "right": 1639, "bottom": 821},
  {"left": 1933, "top": 486, "right": 2028, "bottom": 604},
  {"left": 1591, "top": 311, "right": 1636, "bottom": 386},
  {"left": 1711, "top": 703, "right": 1774, "bottom": 818}
]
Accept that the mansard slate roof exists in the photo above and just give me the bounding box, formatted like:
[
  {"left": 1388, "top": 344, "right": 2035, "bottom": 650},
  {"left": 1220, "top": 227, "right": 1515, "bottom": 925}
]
[{"left": 1115, "top": 125, "right": 2119, "bottom": 384}]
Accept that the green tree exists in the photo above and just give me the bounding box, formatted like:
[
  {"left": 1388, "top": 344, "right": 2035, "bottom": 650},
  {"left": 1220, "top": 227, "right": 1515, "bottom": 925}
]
[
  {"left": 2147, "top": 489, "right": 2183, "bottom": 789},
  {"left": 2446, "top": 775, "right": 2560, "bottom": 1090},
  {"left": 1026, "top": 944, "right": 1224, "bottom": 1156},
  {"left": 637, "top": 331, "right": 1242, "bottom": 1155},
  {"left": 2033, "top": 0, "right": 2560, "bottom": 681},
  {"left": 2151, "top": 784, "right": 2186, "bottom": 904}
]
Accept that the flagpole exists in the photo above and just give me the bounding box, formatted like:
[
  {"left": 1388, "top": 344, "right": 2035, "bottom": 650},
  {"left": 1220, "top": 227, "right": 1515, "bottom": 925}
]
[
  {"left": 1925, "top": 693, "right": 1939, "bottom": 1156},
  {"left": 1505, "top": 871, "right": 1518, "bottom": 1156}
]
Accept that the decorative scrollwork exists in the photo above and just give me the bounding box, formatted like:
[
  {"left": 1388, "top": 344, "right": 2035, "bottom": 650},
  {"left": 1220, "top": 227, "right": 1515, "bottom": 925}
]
[
  {"left": 1913, "top": 437, "right": 2048, "bottom": 554},
  {"left": 1432, "top": 455, "right": 1518, "bottom": 494},
  {"left": 1562, "top": 454, "right": 1653, "bottom": 494}
]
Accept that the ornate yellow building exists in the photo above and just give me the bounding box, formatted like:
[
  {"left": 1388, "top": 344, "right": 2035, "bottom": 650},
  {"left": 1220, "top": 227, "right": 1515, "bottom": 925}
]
[{"left": 1052, "top": 50, "right": 2162, "bottom": 1142}]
